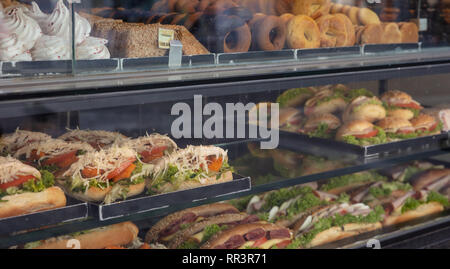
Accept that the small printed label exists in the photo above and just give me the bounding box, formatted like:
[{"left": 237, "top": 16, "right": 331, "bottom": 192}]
[
  {"left": 419, "top": 18, "right": 428, "bottom": 31},
  {"left": 159, "top": 28, "right": 175, "bottom": 49}
]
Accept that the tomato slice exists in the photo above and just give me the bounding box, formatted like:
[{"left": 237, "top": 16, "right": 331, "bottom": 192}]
[
  {"left": 252, "top": 237, "right": 268, "bottom": 248},
  {"left": 112, "top": 163, "right": 136, "bottom": 182},
  {"left": 56, "top": 155, "right": 79, "bottom": 168},
  {"left": 395, "top": 102, "right": 423, "bottom": 110},
  {"left": 207, "top": 157, "right": 223, "bottom": 172},
  {"left": 82, "top": 167, "right": 101, "bottom": 178},
  {"left": 0, "top": 175, "right": 35, "bottom": 190},
  {"left": 42, "top": 150, "right": 77, "bottom": 166},
  {"left": 106, "top": 157, "right": 136, "bottom": 180},
  {"left": 353, "top": 129, "right": 378, "bottom": 139},
  {"left": 140, "top": 146, "right": 167, "bottom": 163},
  {"left": 29, "top": 150, "right": 46, "bottom": 161},
  {"left": 275, "top": 240, "right": 292, "bottom": 249}
]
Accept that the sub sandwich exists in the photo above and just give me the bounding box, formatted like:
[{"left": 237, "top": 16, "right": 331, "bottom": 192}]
[
  {"left": 147, "top": 145, "right": 233, "bottom": 194},
  {"left": 319, "top": 170, "right": 387, "bottom": 195},
  {"left": 0, "top": 156, "right": 66, "bottom": 218},
  {"left": 14, "top": 139, "right": 94, "bottom": 177},
  {"left": 120, "top": 133, "right": 177, "bottom": 164},
  {"left": 0, "top": 129, "right": 51, "bottom": 156},
  {"left": 22, "top": 222, "right": 140, "bottom": 249},
  {"left": 302, "top": 113, "right": 341, "bottom": 139},
  {"left": 342, "top": 96, "right": 386, "bottom": 123},
  {"left": 57, "top": 146, "right": 148, "bottom": 204},
  {"left": 58, "top": 128, "right": 127, "bottom": 150},
  {"left": 336, "top": 120, "right": 387, "bottom": 146},
  {"left": 276, "top": 87, "right": 316, "bottom": 108},
  {"left": 145, "top": 203, "right": 240, "bottom": 245},
  {"left": 201, "top": 222, "right": 293, "bottom": 249},
  {"left": 381, "top": 90, "right": 423, "bottom": 120},
  {"left": 304, "top": 89, "right": 348, "bottom": 116}
]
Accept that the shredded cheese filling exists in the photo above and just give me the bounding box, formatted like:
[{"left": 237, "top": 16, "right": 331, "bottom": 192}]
[
  {"left": 13, "top": 139, "right": 94, "bottom": 161},
  {"left": 0, "top": 129, "right": 51, "bottom": 154},
  {"left": 58, "top": 128, "right": 126, "bottom": 148},
  {"left": 120, "top": 133, "right": 177, "bottom": 155},
  {"left": 0, "top": 156, "right": 41, "bottom": 184}
]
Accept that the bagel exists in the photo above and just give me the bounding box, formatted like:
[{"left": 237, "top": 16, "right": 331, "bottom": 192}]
[
  {"left": 316, "top": 14, "right": 347, "bottom": 47},
  {"left": 292, "top": 0, "right": 331, "bottom": 19},
  {"left": 382, "top": 23, "right": 402, "bottom": 44},
  {"left": 360, "top": 24, "right": 383, "bottom": 44},
  {"left": 341, "top": 5, "right": 351, "bottom": 15},
  {"left": 205, "top": 0, "right": 238, "bottom": 14},
  {"left": 286, "top": 15, "right": 321, "bottom": 49},
  {"left": 248, "top": 12, "right": 267, "bottom": 28},
  {"left": 251, "top": 15, "right": 287, "bottom": 51},
  {"left": 334, "top": 14, "right": 355, "bottom": 46},
  {"left": 224, "top": 23, "right": 252, "bottom": 53},
  {"left": 175, "top": 0, "right": 199, "bottom": 13},
  {"left": 398, "top": 22, "right": 419, "bottom": 43},
  {"left": 275, "top": 0, "right": 294, "bottom": 15},
  {"left": 358, "top": 8, "right": 381, "bottom": 26}
]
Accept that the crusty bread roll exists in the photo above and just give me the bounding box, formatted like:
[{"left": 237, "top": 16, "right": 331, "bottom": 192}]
[
  {"left": 382, "top": 23, "right": 402, "bottom": 44},
  {"left": 383, "top": 202, "right": 444, "bottom": 226},
  {"left": 33, "top": 222, "right": 139, "bottom": 249},
  {"left": 336, "top": 120, "right": 376, "bottom": 141},
  {"left": 377, "top": 117, "right": 413, "bottom": 131},
  {"left": 334, "top": 13, "right": 355, "bottom": 46},
  {"left": 360, "top": 24, "right": 383, "bottom": 44},
  {"left": 398, "top": 22, "right": 419, "bottom": 43},
  {"left": 387, "top": 108, "right": 415, "bottom": 121},
  {"left": 316, "top": 14, "right": 347, "bottom": 47},
  {"left": 342, "top": 96, "right": 386, "bottom": 123},
  {"left": 347, "top": 6, "right": 359, "bottom": 25},
  {"left": 0, "top": 186, "right": 66, "bottom": 218},
  {"left": 330, "top": 3, "right": 343, "bottom": 14}
]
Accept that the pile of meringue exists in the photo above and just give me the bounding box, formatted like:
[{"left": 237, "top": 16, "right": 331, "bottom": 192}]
[{"left": 0, "top": 0, "right": 110, "bottom": 62}]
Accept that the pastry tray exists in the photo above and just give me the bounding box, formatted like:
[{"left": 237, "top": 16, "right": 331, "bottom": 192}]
[
  {"left": 0, "top": 197, "right": 88, "bottom": 236},
  {"left": 279, "top": 129, "right": 449, "bottom": 159},
  {"left": 88, "top": 173, "right": 251, "bottom": 221}
]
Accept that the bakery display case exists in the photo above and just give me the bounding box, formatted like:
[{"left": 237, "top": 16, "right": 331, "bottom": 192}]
[{"left": 0, "top": 0, "right": 450, "bottom": 250}]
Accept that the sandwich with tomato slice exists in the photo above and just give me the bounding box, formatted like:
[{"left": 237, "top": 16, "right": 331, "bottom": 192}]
[
  {"left": 121, "top": 133, "right": 177, "bottom": 164},
  {"left": 301, "top": 113, "right": 341, "bottom": 139},
  {"left": 145, "top": 203, "right": 241, "bottom": 245},
  {"left": 58, "top": 146, "right": 146, "bottom": 204},
  {"left": 349, "top": 180, "right": 449, "bottom": 227},
  {"left": 376, "top": 116, "right": 418, "bottom": 140},
  {"left": 381, "top": 90, "right": 423, "bottom": 120},
  {"left": 13, "top": 139, "right": 94, "bottom": 177},
  {"left": 21, "top": 222, "right": 140, "bottom": 249},
  {"left": 0, "top": 129, "right": 51, "bottom": 156},
  {"left": 342, "top": 96, "right": 386, "bottom": 123},
  {"left": 336, "top": 120, "right": 387, "bottom": 146},
  {"left": 410, "top": 113, "right": 442, "bottom": 136},
  {"left": 304, "top": 89, "right": 348, "bottom": 117},
  {"left": 58, "top": 129, "right": 127, "bottom": 150},
  {"left": 147, "top": 145, "right": 233, "bottom": 194},
  {"left": 0, "top": 156, "right": 66, "bottom": 218},
  {"left": 201, "top": 222, "right": 293, "bottom": 249}
]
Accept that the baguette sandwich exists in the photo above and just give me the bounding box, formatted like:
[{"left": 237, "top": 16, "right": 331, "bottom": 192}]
[
  {"left": 0, "top": 156, "right": 66, "bottom": 218},
  {"left": 147, "top": 145, "right": 233, "bottom": 194},
  {"left": 58, "top": 128, "right": 127, "bottom": 150},
  {"left": 304, "top": 89, "right": 348, "bottom": 116},
  {"left": 381, "top": 90, "right": 423, "bottom": 120},
  {"left": 145, "top": 203, "right": 240, "bottom": 244},
  {"left": 120, "top": 133, "right": 177, "bottom": 164},
  {"left": 0, "top": 129, "right": 51, "bottom": 156},
  {"left": 57, "top": 146, "right": 148, "bottom": 204},
  {"left": 23, "top": 222, "right": 139, "bottom": 249}
]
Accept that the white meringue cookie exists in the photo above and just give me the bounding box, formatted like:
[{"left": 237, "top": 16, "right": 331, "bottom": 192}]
[
  {"left": 31, "top": 35, "right": 71, "bottom": 61},
  {"left": 2, "top": 6, "right": 43, "bottom": 50},
  {"left": 23, "top": 1, "right": 48, "bottom": 29},
  {"left": 43, "top": 0, "right": 91, "bottom": 45},
  {"left": 0, "top": 33, "right": 32, "bottom": 61},
  {"left": 76, "top": 37, "right": 111, "bottom": 60}
]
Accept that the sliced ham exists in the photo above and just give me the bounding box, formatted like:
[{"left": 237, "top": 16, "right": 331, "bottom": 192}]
[
  {"left": 224, "top": 235, "right": 246, "bottom": 249},
  {"left": 351, "top": 182, "right": 383, "bottom": 203},
  {"left": 386, "top": 191, "right": 416, "bottom": 213},
  {"left": 425, "top": 175, "right": 450, "bottom": 192},
  {"left": 244, "top": 228, "right": 266, "bottom": 241},
  {"left": 267, "top": 229, "right": 291, "bottom": 239}
]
